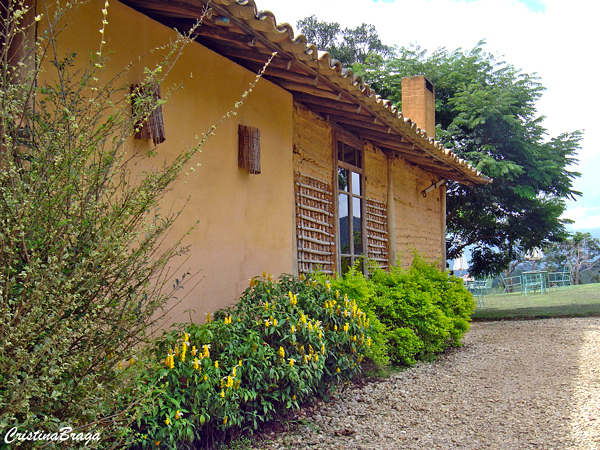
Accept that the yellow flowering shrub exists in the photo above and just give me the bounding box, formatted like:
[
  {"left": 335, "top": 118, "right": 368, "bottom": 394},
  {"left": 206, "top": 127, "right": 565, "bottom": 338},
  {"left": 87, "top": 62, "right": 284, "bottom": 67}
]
[{"left": 133, "top": 273, "right": 371, "bottom": 448}]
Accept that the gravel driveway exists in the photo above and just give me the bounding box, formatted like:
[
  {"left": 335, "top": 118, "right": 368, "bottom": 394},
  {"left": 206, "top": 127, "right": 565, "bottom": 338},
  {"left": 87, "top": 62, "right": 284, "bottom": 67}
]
[{"left": 252, "top": 317, "right": 600, "bottom": 449}]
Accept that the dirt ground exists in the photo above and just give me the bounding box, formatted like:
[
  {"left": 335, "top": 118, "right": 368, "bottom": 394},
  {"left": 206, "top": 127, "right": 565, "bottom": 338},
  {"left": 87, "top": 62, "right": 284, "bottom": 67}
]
[{"left": 252, "top": 318, "right": 600, "bottom": 449}]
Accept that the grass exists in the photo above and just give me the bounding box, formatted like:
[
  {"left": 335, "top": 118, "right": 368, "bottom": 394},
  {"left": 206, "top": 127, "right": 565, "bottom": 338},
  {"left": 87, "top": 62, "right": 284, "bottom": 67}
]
[{"left": 470, "top": 283, "right": 600, "bottom": 320}]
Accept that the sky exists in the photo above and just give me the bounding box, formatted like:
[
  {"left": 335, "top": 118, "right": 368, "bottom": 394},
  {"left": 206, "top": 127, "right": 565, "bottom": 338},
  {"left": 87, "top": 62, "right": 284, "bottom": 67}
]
[{"left": 255, "top": 0, "right": 599, "bottom": 238}]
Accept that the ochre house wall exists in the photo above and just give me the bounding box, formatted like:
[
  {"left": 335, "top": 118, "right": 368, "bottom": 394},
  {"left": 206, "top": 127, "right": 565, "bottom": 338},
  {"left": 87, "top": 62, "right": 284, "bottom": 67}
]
[
  {"left": 41, "top": 0, "right": 294, "bottom": 323},
  {"left": 391, "top": 157, "right": 443, "bottom": 267}
]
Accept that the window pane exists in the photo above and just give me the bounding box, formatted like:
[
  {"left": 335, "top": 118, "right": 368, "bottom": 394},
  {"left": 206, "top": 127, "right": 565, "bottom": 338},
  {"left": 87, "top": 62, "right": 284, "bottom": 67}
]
[
  {"left": 339, "top": 193, "right": 350, "bottom": 254},
  {"left": 353, "top": 196, "right": 362, "bottom": 255},
  {"left": 341, "top": 256, "right": 352, "bottom": 275},
  {"left": 338, "top": 168, "right": 348, "bottom": 192},
  {"left": 352, "top": 171, "right": 361, "bottom": 196},
  {"left": 344, "top": 145, "right": 357, "bottom": 167}
]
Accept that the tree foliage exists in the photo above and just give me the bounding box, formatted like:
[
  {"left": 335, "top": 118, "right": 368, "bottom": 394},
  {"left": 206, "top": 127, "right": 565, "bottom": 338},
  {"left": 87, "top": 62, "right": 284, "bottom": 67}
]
[
  {"left": 296, "top": 15, "right": 392, "bottom": 67},
  {"left": 543, "top": 232, "right": 600, "bottom": 285},
  {"left": 357, "top": 43, "right": 582, "bottom": 276},
  {"left": 293, "top": 15, "right": 583, "bottom": 276}
]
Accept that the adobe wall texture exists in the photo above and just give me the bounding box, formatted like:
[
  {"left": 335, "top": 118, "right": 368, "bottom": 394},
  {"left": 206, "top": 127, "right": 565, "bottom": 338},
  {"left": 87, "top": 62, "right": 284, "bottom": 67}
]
[
  {"left": 391, "top": 157, "right": 443, "bottom": 267},
  {"left": 292, "top": 104, "right": 334, "bottom": 183}
]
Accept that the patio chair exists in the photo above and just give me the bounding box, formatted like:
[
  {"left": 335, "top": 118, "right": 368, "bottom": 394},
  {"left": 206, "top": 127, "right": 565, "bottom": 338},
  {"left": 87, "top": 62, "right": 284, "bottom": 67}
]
[
  {"left": 547, "top": 268, "right": 571, "bottom": 290},
  {"left": 470, "top": 277, "right": 493, "bottom": 307},
  {"left": 500, "top": 274, "right": 522, "bottom": 294},
  {"left": 522, "top": 271, "right": 545, "bottom": 295}
]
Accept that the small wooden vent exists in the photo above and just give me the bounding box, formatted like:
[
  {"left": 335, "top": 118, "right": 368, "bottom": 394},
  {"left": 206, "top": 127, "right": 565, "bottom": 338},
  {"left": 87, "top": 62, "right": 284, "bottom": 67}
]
[
  {"left": 238, "top": 125, "right": 261, "bottom": 174},
  {"left": 131, "top": 82, "right": 166, "bottom": 145}
]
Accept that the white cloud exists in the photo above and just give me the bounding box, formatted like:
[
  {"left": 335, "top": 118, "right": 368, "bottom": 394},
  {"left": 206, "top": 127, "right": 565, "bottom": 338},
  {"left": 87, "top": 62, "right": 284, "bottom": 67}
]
[{"left": 563, "top": 206, "right": 600, "bottom": 231}]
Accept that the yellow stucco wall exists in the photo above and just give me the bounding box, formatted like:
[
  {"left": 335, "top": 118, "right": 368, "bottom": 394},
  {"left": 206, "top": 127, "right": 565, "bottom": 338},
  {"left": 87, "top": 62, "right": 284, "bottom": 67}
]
[{"left": 40, "top": 0, "right": 294, "bottom": 323}]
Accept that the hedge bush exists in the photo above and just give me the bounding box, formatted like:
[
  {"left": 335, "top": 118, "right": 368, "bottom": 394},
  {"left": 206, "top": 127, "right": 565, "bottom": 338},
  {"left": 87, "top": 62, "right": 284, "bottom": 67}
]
[
  {"left": 330, "top": 255, "right": 474, "bottom": 366},
  {"left": 131, "top": 273, "right": 371, "bottom": 448}
]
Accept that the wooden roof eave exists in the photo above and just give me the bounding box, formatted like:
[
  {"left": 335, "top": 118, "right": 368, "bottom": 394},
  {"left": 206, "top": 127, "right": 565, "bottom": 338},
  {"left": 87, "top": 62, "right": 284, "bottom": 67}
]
[{"left": 118, "top": 0, "right": 489, "bottom": 186}]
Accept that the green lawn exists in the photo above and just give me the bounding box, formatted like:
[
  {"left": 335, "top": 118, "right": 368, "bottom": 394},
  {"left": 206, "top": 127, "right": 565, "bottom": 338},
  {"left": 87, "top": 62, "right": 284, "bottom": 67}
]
[{"left": 470, "top": 283, "right": 600, "bottom": 320}]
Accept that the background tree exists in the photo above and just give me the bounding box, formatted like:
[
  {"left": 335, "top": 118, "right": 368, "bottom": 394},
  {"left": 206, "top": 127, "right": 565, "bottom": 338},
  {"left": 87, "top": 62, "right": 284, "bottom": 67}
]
[
  {"left": 0, "top": 0, "right": 265, "bottom": 442},
  {"left": 297, "top": 15, "right": 391, "bottom": 67},
  {"left": 294, "top": 16, "right": 582, "bottom": 276},
  {"left": 358, "top": 43, "right": 582, "bottom": 276},
  {"left": 543, "top": 232, "right": 600, "bottom": 284}
]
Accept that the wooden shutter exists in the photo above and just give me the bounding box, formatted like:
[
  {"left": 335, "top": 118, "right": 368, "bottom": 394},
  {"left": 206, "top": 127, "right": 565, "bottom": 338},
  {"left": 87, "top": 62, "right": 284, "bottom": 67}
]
[
  {"left": 295, "top": 172, "right": 335, "bottom": 275},
  {"left": 366, "top": 199, "right": 389, "bottom": 270}
]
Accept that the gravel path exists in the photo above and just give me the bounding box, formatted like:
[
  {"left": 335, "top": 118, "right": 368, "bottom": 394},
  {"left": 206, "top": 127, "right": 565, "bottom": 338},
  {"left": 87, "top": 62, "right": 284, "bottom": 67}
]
[{"left": 252, "top": 317, "right": 600, "bottom": 449}]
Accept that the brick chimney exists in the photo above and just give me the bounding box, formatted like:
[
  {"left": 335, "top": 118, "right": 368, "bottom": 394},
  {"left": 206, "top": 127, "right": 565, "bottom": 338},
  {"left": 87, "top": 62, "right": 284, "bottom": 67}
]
[{"left": 401, "top": 75, "right": 436, "bottom": 139}]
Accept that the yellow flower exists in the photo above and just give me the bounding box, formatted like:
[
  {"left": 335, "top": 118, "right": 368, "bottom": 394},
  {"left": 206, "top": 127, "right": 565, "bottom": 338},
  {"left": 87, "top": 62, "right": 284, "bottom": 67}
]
[
  {"left": 206, "top": 312, "right": 211, "bottom": 323},
  {"left": 335, "top": 290, "right": 340, "bottom": 299},
  {"left": 117, "top": 362, "right": 122, "bottom": 370},
  {"left": 273, "top": 318, "right": 278, "bottom": 326},
  {"left": 326, "top": 281, "right": 331, "bottom": 292},
  {"left": 203, "top": 344, "right": 210, "bottom": 358},
  {"left": 165, "top": 417, "right": 170, "bottom": 426},
  {"left": 265, "top": 301, "right": 269, "bottom": 309},
  {"left": 336, "top": 367, "right": 341, "bottom": 373},
  {"left": 215, "top": 360, "right": 219, "bottom": 368},
  {"left": 191, "top": 345, "right": 197, "bottom": 356},
  {"left": 239, "top": 359, "right": 243, "bottom": 366},
  {"left": 175, "top": 410, "right": 181, "bottom": 420},
  {"left": 155, "top": 441, "right": 160, "bottom": 447},
  {"left": 278, "top": 346, "right": 285, "bottom": 359},
  {"left": 289, "top": 358, "right": 295, "bottom": 367},
  {"left": 249, "top": 276, "right": 255, "bottom": 287},
  {"left": 220, "top": 390, "right": 225, "bottom": 398},
  {"left": 334, "top": 324, "right": 338, "bottom": 331},
  {"left": 265, "top": 320, "right": 270, "bottom": 327},
  {"left": 291, "top": 325, "right": 296, "bottom": 333},
  {"left": 223, "top": 415, "right": 228, "bottom": 425},
  {"left": 183, "top": 332, "right": 189, "bottom": 342},
  {"left": 263, "top": 270, "right": 267, "bottom": 278},
  {"left": 193, "top": 358, "right": 199, "bottom": 370},
  {"left": 204, "top": 375, "right": 208, "bottom": 381},
  {"left": 292, "top": 395, "right": 296, "bottom": 400},
  {"left": 300, "top": 313, "right": 306, "bottom": 324},
  {"left": 227, "top": 376, "right": 233, "bottom": 388},
  {"left": 314, "top": 354, "right": 319, "bottom": 362}
]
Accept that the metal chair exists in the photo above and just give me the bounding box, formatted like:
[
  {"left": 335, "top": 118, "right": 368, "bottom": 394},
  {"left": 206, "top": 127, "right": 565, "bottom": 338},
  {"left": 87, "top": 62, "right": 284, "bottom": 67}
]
[
  {"left": 547, "top": 268, "right": 571, "bottom": 289},
  {"left": 470, "top": 277, "right": 493, "bottom": 307},
  {"left": 522, "top": 271, "right": 546, "bottom": 295},
  {"left": 500, "top": 274, "right": 522, "bottom": 294}
]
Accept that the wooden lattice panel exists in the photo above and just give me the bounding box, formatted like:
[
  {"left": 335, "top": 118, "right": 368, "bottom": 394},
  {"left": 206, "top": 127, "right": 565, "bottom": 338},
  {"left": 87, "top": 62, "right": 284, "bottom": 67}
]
[
  {"left": 366, "top": 199, "right": 389, "bottom": 269},
  {"left": 295, "top": 172, "right": 335, "bottom": 275}
]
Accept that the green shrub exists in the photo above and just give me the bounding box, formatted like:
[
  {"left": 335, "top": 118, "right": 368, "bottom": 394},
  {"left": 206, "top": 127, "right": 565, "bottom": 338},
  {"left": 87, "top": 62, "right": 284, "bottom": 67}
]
[
  {"left": 370, "top": 254, "right": 475, "bottom": 363},
  {"left": 319, "top": 256, "right": 475, "bottom": 368},
  {"left": 324, "top": 268, "right": 390, "bottom": 367},
  {"left": 132, "top": 273, "right": 371, "bottom": 448}
]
